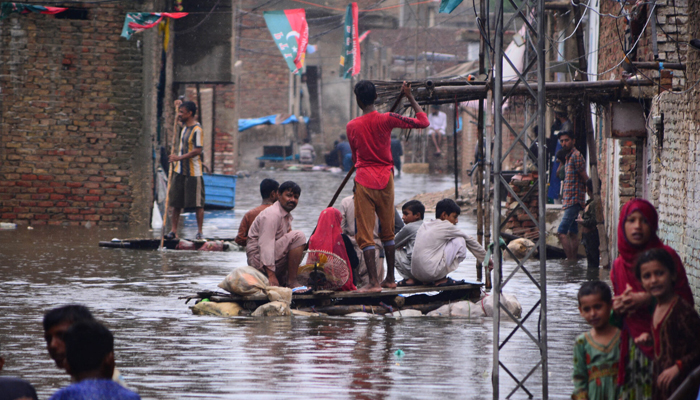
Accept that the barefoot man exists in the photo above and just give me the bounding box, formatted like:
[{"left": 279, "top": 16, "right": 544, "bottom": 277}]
[
  {"left": 246, "top": 181, "right": 306, "bottom": 288},
  {"left": 346, "top": 80, "right": 429, "bottom": 292}
]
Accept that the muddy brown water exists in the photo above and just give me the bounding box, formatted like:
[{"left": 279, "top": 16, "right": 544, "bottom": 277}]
[{"left": 0, "top": 171, "right": 610, "bottom": 399}]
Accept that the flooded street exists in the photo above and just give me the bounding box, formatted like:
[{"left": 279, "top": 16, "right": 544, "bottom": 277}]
[{"left": 0, "top": 171, "right": 610, "bottom": 399}]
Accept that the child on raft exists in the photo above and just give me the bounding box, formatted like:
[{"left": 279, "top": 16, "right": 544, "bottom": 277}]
[
  {"left": 633, "top": 248, "right": 700, "bottom": 400},
  {"left": 572, "top": 281, "right": 620, "bottom": 400},
  {"left": 410, "top": 199, "right": 487, "bottom": 286},
  {"left": 394, "top": 200, "right": 425, "bottom": 287}
]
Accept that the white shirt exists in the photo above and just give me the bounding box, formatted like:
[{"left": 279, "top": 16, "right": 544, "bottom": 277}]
[
  {"left": 411, "top": 219, "right": 485, "bottom": 282},
  {"left": 428, "top": 111, "right": 447, "bottom": 134}
]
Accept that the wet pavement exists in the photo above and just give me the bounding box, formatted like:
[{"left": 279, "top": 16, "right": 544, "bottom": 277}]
[{"left": 0, "top": 171, "right": 611, "bottom": 399}]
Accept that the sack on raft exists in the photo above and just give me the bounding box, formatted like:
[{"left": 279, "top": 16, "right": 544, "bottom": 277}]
[
  {"left": 218, "top": 266, "right": 269, "bottom": 296},
  {"left": 427, "top": 301, "right": 482, "bottom": 318},
  {"left": 176, "top": 239, "right": 196, "bottom": 250},
  {"left": 265, "top": 286, "right": 292, "bottom": 305},
  {"left": 481, "top": 293, "right": 522, "bottom": 318},
  {"left": 199, "top": 240, "right": 225, "bottom": 252}
]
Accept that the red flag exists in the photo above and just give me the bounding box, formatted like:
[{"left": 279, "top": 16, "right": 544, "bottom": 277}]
[{"left": 284, "top": 9, "right": 308, "bottom": 73}]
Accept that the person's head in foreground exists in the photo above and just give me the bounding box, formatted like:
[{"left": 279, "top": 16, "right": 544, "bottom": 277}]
[
  {"left": 577, "top": 280, "right": 613, "bottom": 330},
  {"left": 354, "top": 80, "right": 377, "bottom": 109},
  {"left": 64, "top": 321, "right": 115, "bottom": 381},
  {"left": 259, "top": 178, "right": 279, "bottom": 203},
  {"left": 435, "top": 199, "right": 460, "bottom": 225},
  {"left": 43, "top": 305, "right": 95, "bottom": 370},
  {"left": 635, "top": 248, "right": 677, "bottom": 302},
  {"left": 401, "top": 200, "right": 425, "bottom": 224},
  {"left": 277, "top": 181, "right": 301, "bottom": 213}
]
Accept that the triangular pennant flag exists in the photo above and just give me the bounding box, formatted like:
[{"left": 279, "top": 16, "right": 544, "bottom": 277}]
[
  {"left": 0, "top": 3, "right": 66, "bottom": 20},
  {"left": 263, "top": 9, "right": 309, "bottom": 74},
  {"left": 438, "top": 0, "right": 463, "bottom": 14},
  {"left": 121, "top": 12, "right": 188, "bottom": 40},
  {"left": 340, "top": 3, "right": 360, "bottom": 79}
]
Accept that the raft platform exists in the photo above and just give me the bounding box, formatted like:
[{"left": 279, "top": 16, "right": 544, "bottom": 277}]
[
  {"left": 99, "top": 238, "right": 237, "bottom": 250},
  {"left": 182, "top": 282, "right": 483, "bottom": 315}
]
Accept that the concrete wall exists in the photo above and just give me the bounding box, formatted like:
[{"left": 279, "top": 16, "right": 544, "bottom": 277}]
[{"left": 0, "top": 2, "right": 157, "bottom": 226}]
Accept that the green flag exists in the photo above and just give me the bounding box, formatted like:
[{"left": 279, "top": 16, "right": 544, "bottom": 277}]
[
  {"left": 263, "top": 9, "right": 309, "bottom": 74},
  {"left": 439, "top": 0, "right": 463, "bottom": 14},
  {"left": 340, "top": 3, "right": 360, "bottom": 79}
]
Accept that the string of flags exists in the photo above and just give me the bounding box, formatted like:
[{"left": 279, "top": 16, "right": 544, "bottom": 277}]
[
  {"left": 121, "top": 12, "right": 188, "bottom": 40},
  {"left": 5, "top": 0, "right": 468, "bottom": 77},
  {"left": 0, "top": 2, "right": 66, "bottom": 20}
]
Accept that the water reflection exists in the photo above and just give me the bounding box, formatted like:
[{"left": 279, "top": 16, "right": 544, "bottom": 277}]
[{"left": 0, "top": 171, "right": 608, "bottom": 399}]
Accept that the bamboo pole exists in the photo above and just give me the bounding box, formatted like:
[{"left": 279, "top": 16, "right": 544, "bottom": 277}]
[
  {"left": 159, "top": 103, "right": 181, "bottom": 250},
  {"left": 453, "top": 97, "right": 459, "bottom": 199},
  {"left": 573, "top": 0, "right": 610, "bottom": 267}
]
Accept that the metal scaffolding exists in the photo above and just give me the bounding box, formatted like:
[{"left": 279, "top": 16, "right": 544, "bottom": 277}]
[{"left": 488, "top": 0, "right": 548, "bottom": 398}]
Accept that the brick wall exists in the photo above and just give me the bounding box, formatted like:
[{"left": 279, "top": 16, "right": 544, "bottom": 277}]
[{"left": 0, "top": 3, "right": 153, "bottom": 225}]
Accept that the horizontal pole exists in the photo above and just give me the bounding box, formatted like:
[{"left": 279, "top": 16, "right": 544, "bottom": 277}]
[{"left": 632, "top": 61, "right": 685, "bottom": 70}]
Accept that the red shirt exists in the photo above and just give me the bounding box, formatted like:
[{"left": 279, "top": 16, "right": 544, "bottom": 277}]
[{"left": 346, "top": 111, "right": 429, "bottom": 189}]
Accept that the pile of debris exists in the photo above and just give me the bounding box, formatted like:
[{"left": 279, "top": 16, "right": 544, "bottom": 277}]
[{"left": 502, "top": 174, "right": 540, "bottom": 241}]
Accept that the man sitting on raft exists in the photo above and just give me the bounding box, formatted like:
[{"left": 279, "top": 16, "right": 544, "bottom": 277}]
[{"left": 246, "top": 181, "right": 306, "bottom": 288}]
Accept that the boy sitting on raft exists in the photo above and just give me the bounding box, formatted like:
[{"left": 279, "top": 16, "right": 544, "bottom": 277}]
[
  {"left": 394, "top": 200, "right": 425, "bottom": 286},
  {"left": 411, "top": 199, "right": 487, "bottom": 286}
]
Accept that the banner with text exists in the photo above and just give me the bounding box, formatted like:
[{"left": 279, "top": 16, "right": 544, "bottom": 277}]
[{"left": 340, "top": 3, "right": 360, "bottom": 79}]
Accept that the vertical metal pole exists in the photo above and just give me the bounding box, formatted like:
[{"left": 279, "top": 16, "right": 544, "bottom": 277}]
[
  {"left": 491, "top": 0, "right": 503, "bottom": 399},
  {"left": 454, "top": 98, "right": 459, "bottom": 199},
  {"left": 537, "top": 0, "right": 548, "bottom": 396}
]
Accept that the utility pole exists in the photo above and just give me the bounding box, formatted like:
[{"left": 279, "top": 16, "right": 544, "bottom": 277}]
[{"left": 573, "top": 0, "right": 610, "bottom": 267}]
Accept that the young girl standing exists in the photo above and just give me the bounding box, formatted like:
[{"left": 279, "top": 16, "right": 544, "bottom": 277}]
[
  {"left": 634, "top": 248, "right": 700, "bottom": 400},
  {"left": 573, "top": 281, "right": 621, "bottom": 400},
  {"left": 610, "top": 199, "right": 693, "bottom": 399}
]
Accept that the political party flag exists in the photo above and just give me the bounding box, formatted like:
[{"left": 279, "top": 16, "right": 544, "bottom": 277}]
[
  {"left": 358, "top": 30, "right": 370, "bottom": 43},
  {"left": 0, "top": 3, "right": 66, "bottom": 20},
  {"left": 121, "top": 12, "right": 188, "bottom": 40},
  {"left": 263, "top": 9, "right": 309, "bottom": 75},
  {"left": 438, "top": 0, "right": 463, "bottom": 14},
  {"left": 340, "top": 3, "right": 360, "bottom": 79}
]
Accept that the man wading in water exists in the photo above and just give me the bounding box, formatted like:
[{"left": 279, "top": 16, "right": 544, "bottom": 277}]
[{"left": 346, "top": 81, "right": 429, "bottom": 293}]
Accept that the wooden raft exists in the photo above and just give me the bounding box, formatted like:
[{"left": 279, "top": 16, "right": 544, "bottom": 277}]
[
  {"left": 98, "top": 238, "right": 238, "bottom": 250},
  {"left": 182, "top": 282, "right": 484, "bottom": 315}
]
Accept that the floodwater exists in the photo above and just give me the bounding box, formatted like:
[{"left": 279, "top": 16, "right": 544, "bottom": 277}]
[{"left": 0, "top": 171, "right": 610, "bottom": 399}]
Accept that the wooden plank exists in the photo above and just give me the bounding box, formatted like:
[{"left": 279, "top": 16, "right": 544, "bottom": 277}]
[
  {"left": 99, "top": 238, "right": 237, "bottom": 250},
  {"left": 205, "top": 282, "right": 482, "bottom": 303}
]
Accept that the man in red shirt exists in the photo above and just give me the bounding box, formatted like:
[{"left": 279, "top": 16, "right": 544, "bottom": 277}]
[{"left": 347, "top": 81, "right": 430, "bottom": 292}]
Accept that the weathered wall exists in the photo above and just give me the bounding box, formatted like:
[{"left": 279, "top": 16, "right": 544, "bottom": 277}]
[
  {"left": 0, "top": 2, "right": 156, "bottom": 226},
  {"left": 647, "top": 83, "right": 700, "bottom": 304}
]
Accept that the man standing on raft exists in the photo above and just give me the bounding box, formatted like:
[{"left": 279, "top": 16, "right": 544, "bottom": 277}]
[{"left": 346, "top": 81, "right": 429, "bottom": 292}]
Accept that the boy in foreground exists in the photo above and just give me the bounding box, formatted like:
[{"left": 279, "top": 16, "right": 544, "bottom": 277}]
[
  {"left": 43, "top": 305, "right": 128, "bottom": 387},
  {"left": 411, "top": 199, "right": 486, "bottom": 286},
  {"left": 49, "top": 321, "right": 140, "bottom": 400},
  {"left": 394, "top": 200, "right": 425, "bottom": 286},
  {"left": 234, "top": 179, "right": 279, "bottom": 247}
]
